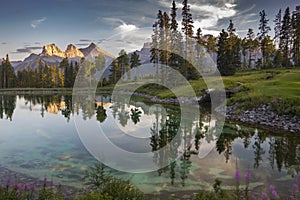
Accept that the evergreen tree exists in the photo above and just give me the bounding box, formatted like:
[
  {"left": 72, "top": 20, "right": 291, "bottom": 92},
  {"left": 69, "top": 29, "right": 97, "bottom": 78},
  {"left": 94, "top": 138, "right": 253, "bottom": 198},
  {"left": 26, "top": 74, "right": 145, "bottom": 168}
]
[
  {"left": 292, "top": 9, "right": 300, "bottom": 66},
  {"left": 95, "top": 55, "right": 106, "bottom": 87},
  {"left": 118, "top": 49, "right": 129, "bottom": 80},
  {"left": 227, "top": 20, "right": 240, "bottom": 72},
  {"left": 257, "top": 10, "right": 271, "bottom": 67},
  {"left": 130, "top": 52, "right": 141, "bottom": 80},
  {"left": 280, "top": 7, "right": 292, "bottom": 67},
  {"left": 150, "top": 20, "right": 160, "bottom": 83},
  {"left": 195, "top": 28, "right": 205, "bottom": 71},
  {"left": 206, "top": 35, "right": 217, "bottom": 56},
  {"left": 246, "top": 28, "right": 255, "bottom": 68},
  {"left": 109, "top": 59, "right": 121, "bottom": 84},
  {"left": 274, "top": 9, "right": 282, "bottom": 48},
  {"left": 217, "top": 29, "right": 234, "bottom": 76},
  {"left": 241, "top": 37, "right": 248, "bottom": 69},
  {"left": 160, "top": 12, "right": 171, "bottom": 84},
  {"left": 181, "top": 0, "right": 194, "bottom": 38},
  {"left": 169, "top": 1, "right": 183, "bottom": 82},
  {"left": 1, "top": 55, "right": 16, "bottom": 88},
  {"left": 273, "top": 49, "right": 283, "bottom": 68},
  {"left": 60, "top": 58, "right": 69, "bottom": 87},
  {"left": 262, "top": 36, "right": 275, "bottom": 68},
  {"left": 181, "top": 0, "right": 194, "bottom": 79}
]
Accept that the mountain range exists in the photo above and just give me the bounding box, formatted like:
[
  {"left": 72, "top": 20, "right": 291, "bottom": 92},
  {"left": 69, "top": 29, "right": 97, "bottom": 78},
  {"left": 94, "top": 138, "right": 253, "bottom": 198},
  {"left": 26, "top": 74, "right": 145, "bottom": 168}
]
[{"left": 12, "top": 43, "right": 115, "bottom": 71}]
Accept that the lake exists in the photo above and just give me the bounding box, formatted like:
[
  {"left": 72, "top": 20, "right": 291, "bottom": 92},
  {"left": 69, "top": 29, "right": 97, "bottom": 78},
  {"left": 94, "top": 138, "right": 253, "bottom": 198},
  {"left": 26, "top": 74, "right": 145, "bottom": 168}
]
[{"left": 0, "top": 94, "right": 299, "bottom": 197}]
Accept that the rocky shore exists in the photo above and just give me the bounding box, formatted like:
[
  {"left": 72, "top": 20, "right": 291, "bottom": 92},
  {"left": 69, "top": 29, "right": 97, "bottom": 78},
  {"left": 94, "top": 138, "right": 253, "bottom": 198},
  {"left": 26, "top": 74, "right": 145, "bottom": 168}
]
[{"left": 226, "top": 103, "right": 300, "bottom": 133}]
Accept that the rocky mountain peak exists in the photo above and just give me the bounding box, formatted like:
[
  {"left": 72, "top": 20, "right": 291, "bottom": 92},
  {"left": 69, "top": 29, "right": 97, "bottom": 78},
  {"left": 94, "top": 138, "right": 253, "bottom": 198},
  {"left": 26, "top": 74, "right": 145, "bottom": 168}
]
[
  {"left": 89, "top": 42, "right": 97, "bottom": 48},
  {"left": 65, "top": 44, "right": 84, "bottom": 58},
  {"left": 41, "top": 44, "right": 65, "bottom": 57}
]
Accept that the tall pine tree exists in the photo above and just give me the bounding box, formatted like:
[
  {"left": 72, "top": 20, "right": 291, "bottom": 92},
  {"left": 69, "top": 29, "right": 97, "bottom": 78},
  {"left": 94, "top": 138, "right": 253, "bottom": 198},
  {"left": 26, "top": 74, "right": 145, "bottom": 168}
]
[
  {"left": 292, "top": 8, "right": 300, "bottom": 66},
  {"left": 280, "top": 7, "right": 292, "bottom": 67},
  {"left": 257, "top": 10, "right": 271, "bottom": 68}
]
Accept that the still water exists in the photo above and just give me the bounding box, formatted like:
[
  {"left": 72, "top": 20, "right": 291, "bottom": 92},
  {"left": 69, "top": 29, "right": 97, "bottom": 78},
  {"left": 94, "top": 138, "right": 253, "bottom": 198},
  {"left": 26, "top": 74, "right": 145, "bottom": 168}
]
[{"left": 0, "top": 94, "right": 299, "bottom": 196}]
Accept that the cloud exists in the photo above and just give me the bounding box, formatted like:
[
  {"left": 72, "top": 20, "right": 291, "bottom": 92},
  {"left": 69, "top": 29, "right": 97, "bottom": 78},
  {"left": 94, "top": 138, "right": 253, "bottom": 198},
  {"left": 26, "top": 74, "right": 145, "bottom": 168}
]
[
  {"left": 100, "top": 27, "right": 152, "bottom": 56},
  {"left": 156, "top": 0, "right": 238, "bottom": 36},
  {"left": 79, "top": 39, "right": 92, "bottom": 42},
  {"left": 102, "top": 17, "right": 125, "bottom": 24},
  {"left": 31, "top": 17, "right": 47, "bottom": 29},
  {"left": 1, "top": 42, "right": 7, "bottom": 45},
  {"left": 14, "top": 46, "right": 42, "bottom": 54},
  {"left": 75, "top": 43, "right": 90, "bottom": 47},
  {"left": 114, "top": 23, "right": 138, "bottom": 33},
  {"left": 98, "top": 39, "right": 106, "bottom": 44}
]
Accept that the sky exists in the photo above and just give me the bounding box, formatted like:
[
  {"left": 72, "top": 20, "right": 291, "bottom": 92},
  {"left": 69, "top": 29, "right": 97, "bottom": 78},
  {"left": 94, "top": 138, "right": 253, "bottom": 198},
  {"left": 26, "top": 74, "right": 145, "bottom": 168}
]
[{"left": 0, "top": 0, "right": 299, "bottom": 61}]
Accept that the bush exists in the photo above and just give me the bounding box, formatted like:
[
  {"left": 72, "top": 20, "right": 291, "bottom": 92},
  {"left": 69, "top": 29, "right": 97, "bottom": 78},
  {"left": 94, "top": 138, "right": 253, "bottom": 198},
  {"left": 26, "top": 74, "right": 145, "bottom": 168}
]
[{"left": 82, "top": 162, "right": 145, "bottom": 200}]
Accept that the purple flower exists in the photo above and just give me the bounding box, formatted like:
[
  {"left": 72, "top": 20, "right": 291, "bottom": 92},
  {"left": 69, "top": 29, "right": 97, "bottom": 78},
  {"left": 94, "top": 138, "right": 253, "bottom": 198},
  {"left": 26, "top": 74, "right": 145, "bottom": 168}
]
[
  {"left": 269, "top": 184, "right": 275, "bottom": 191},
  {"left": 6, "top": 179, "right": 11, "bottom": 187},
  {"left": 20, "top": 183, "right": 25, "bottom": 191},
  {"left": 292, "top": 183, "right": 298, "bottom": 191},
  {"left": 261, "top": 191, "right": 267, "bottom": 199},
  {"left": 84, "top": 187, "right": 90, "bottom": 194},
  {"left": 49, "top": 180, "right": 54, "bottom": 187},
  {"left": 44, "top": 177, "right": 47, "bottom": 184},
  {"left": 14, "top": 182, "right": 19, "bottom": 190},
  {"left": 271, "top": 190, "right": 278, "bottom": 198},
  {"left": 25, "top": 183, "right": 31, "bottom": 191},
  {"left": 245, "top": 171, "right": 251, "bottom": 182},
  {"left": 252, "top": 194, "right": 256, "bottom": 200},
  {"left": 236, "top": 170, "right": 241, "bottom": 181},
  {"left": 32, "top": 183, "right": 36, "bottom": 190}
]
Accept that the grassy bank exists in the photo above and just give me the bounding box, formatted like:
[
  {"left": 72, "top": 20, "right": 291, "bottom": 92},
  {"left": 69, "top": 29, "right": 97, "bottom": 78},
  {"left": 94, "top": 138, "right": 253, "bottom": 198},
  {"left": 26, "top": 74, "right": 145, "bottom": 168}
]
[
  {"left": 1, "top": 68, "right": 299, "bottom": 114},
  {"left": 225, "top": 68, "right": 300, "bottom": 115}
]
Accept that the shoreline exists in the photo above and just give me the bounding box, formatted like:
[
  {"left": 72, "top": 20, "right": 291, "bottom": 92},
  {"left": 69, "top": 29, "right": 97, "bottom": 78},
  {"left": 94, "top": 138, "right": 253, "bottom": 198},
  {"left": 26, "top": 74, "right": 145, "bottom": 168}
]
[
  {"left": 0, "top": 89, "right": 299, "bottom": 133},
  {"left": 226, "top": 103, "right": 300, "bottom": 133}
]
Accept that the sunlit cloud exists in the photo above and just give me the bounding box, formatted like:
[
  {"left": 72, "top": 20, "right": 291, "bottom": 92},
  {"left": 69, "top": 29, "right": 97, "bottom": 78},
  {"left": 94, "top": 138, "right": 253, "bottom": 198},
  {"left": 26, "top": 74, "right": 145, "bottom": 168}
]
[
  {"left": 31, "top": 17, "right": 47, "bottom": 29},
  {"left": 114, "top": 23, "right": 138, "bottom": 33}
]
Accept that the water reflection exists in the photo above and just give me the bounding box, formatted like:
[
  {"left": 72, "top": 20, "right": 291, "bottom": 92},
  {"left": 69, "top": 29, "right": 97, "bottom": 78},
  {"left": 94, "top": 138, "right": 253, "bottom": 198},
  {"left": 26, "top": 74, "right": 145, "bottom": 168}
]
[
  {"left": 0, "top": 94, "right": 300, "bottom": 195},
  {"left": 0, "top": 95, "right": 16, "bottom": 120}
]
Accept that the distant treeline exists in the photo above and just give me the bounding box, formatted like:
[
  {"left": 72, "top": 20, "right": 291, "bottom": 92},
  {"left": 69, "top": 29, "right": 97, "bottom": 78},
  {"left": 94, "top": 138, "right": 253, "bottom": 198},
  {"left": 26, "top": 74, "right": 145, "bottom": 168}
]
[{"left": 0, "top": 50, "right": 143, "bottom": 89}]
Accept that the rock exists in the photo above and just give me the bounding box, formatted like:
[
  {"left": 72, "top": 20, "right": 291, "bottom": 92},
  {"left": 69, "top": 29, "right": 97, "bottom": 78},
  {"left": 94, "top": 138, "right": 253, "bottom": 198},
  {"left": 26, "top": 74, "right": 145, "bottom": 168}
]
[{"left": 226, "top": 103, "right": 300, "bottom": 133}]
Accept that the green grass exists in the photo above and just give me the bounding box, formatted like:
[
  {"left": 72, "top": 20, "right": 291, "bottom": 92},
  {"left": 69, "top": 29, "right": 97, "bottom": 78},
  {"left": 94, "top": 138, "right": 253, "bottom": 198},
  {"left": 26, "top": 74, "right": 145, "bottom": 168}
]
[
  {"left": 225, "top": 68, "right": 300, "bottom": 115},
  {"left": 99, "top": 68, "right": 300, "bottom": 115},
  {"left": 1, "top": 68, "right": 299, "bottom": 114}
]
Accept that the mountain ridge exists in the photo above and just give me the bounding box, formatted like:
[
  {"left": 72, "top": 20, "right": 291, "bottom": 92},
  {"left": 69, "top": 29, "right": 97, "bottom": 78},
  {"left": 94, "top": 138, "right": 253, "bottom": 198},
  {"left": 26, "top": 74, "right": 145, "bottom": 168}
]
[{"left": 13, "top": 43, "right": 114, "bottom": 71}]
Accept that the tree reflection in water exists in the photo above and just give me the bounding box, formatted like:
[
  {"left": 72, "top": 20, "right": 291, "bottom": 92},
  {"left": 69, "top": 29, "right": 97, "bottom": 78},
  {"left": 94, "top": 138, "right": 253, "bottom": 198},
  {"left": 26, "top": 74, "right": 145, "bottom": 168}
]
[{"left": 1, "top": 94, "right": 300, "bottom": 184}]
